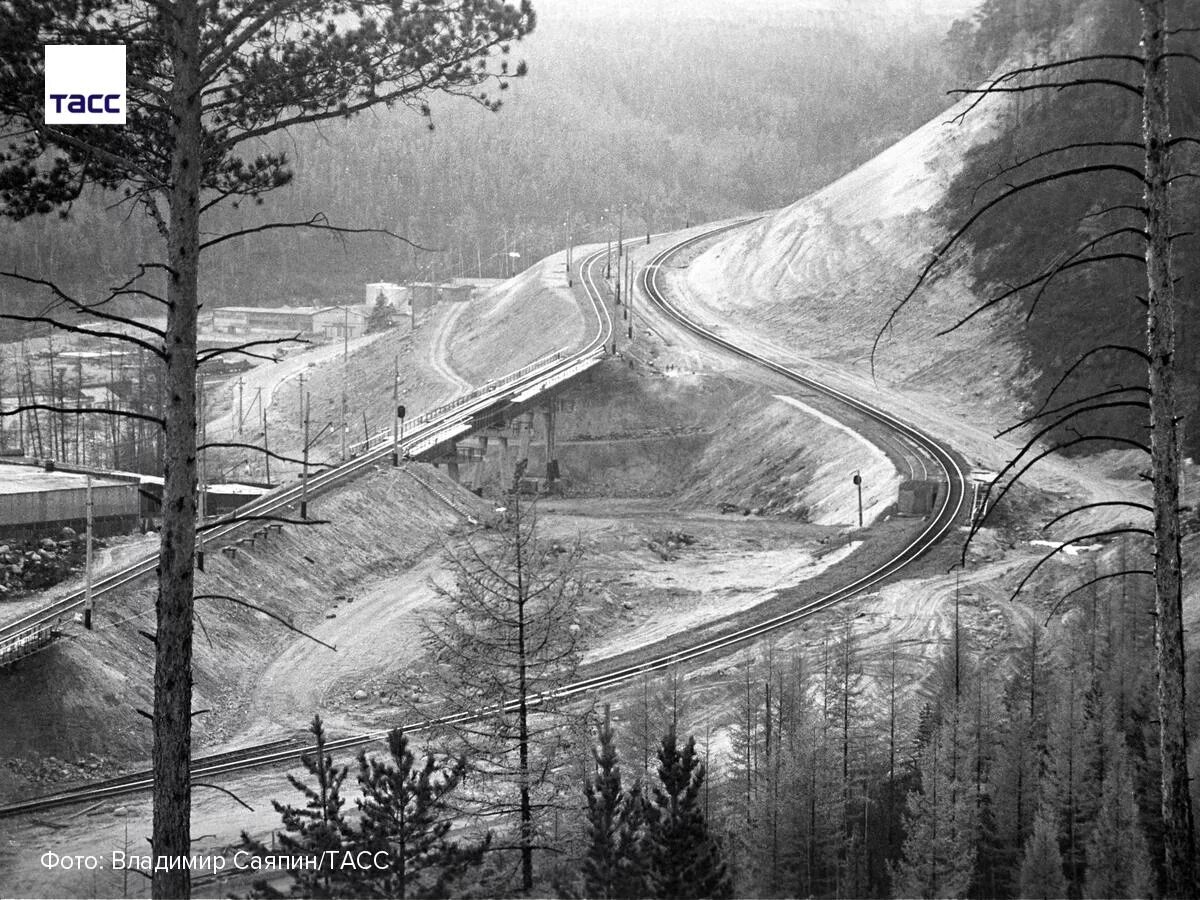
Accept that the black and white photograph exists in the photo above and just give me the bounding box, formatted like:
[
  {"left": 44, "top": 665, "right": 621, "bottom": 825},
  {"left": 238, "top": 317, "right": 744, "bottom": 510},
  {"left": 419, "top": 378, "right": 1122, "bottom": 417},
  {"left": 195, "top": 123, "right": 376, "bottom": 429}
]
[{"left": 0, "top": 0, "right": 1197, "bottom": 897}]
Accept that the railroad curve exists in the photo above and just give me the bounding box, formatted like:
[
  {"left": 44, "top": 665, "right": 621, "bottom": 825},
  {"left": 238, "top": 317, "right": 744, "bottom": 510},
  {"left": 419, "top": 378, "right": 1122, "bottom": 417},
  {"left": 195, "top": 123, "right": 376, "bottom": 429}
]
[{"left": 0, "top": 226, "right": 966, "bottom": 818}]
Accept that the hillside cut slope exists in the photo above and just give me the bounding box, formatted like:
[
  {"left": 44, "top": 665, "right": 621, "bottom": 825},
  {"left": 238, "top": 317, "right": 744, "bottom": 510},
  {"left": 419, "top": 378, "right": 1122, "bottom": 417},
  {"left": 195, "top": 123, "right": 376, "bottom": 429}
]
[{"left": 681, "top": 87, "right": 1029, "bottom": 432}]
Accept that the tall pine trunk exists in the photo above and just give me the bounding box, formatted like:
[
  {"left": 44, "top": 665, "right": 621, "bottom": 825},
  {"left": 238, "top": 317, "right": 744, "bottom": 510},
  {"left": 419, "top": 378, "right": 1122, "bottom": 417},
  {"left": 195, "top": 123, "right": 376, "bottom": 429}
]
[
  {"left": 152, "top": 2, "right": 202, "bottom": 896},
  {"left": 1142, "top": 2, "right": 1196, "bottom": 894}
]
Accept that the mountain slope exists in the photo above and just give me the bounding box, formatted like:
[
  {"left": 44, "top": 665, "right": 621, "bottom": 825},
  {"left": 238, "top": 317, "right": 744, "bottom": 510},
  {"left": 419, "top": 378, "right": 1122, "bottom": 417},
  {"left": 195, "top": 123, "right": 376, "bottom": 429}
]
[{"left": 681, "top": 85, "right": 1030, "bottom": 431}]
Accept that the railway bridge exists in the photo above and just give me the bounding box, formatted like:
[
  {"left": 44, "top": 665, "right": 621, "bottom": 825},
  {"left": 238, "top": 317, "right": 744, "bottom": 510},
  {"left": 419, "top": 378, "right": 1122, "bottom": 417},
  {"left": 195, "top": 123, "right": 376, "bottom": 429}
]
[{"left": 0, "top": 244, "right": 619, "bottom": 668}]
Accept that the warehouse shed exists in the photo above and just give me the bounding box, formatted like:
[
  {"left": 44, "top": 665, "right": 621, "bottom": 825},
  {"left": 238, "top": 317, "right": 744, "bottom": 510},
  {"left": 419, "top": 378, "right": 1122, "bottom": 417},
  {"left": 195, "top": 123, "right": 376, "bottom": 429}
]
[{"left": 0, "top": 464, "right": 140, "bottom": 539}]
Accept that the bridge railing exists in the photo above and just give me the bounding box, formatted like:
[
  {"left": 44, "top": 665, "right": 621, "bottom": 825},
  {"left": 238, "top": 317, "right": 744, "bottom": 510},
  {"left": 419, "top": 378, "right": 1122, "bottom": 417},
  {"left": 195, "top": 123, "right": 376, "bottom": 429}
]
[{"left": 343, "top": 347, "right": 572, "bottom": 460}]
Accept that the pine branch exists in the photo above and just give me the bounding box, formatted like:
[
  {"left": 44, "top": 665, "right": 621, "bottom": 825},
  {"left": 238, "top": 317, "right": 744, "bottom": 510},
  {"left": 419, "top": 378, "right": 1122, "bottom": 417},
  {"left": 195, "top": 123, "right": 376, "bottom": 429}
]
[
  {"left": 197, "top": 441, "right": 307, "bottom": 466},
  {"left": 197, "top": 514, "right": 330, "bottom": 532},
  {"left": 194, "top": 782, "right": 255, "bottom": 811},
  {"left": 0, "top": 402, "right": 165, "bottom": 428},
  {"left": 946, "top": 246, "right": 1143, "bottom": 336},
  {"left": 199, "top": 212, "right": 436, "bottom": 252},
  {"left": 1009, "top": 528, "right": 1154, "bottom": 602},
  {"left": 873, "top": 164, "right": 1145, "bottom": 377},
  {"left": 36, "top": 123, "right": 164, "bottom": 188},
  {"left": 962, "top": 434, "right": 1151, "bottom": 560},
  {"left": 197, "top": 335, "right": 307, "bottom": 363},
  {"left": 1042, "top": 569, "right": 1155, "bottom": 624},
  {"left": 978, "top": 399, "right": 1151, "bottom": 519},
  {"left": 950, "top": 78, "right": 1143, "bottom": 104},
  {"left": 1021, "top": 344, "right": 1150, "bottom": 425},
  {"left": 196, "top": 593, "right": 337, "bottom": 651},
  {"left": 997, "top": 385, "right": 1151, "bottom": 437},
  {"left": 0, "top": 269, "right": 167, "bottom": 334},
  {"left": 1041, "top": 500, "right": 1155, "bottom": 532},
  {"left": 970, "top": 141, "right": 1144, "bottom": 205},
  {"left": 0, "top": 309, "right": 165, "bottom": 358},
  {"left": 948, "top": 54, "right": 1143, "bottom": 124}
]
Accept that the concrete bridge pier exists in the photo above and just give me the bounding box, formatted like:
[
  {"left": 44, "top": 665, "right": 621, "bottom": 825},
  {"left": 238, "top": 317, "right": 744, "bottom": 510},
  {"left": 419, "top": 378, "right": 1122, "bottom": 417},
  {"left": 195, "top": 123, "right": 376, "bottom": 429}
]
[
  {"left": 543, "top": 403, "right": 558, "bottom": 483},
  {"left": 513, "top": 412, "right": 534, "bottom": 469},
  {"left": 496, "top": 435, "right": 510, "bottom": 490},
  {"left": 470, "top": 436, "right": 489, "bottom": 490}
]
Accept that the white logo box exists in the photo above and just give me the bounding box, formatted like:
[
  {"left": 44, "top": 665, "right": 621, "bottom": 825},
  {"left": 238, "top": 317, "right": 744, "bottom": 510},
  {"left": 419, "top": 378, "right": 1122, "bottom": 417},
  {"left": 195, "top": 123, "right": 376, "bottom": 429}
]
[{"left": 44, "top": 44, "right": 127, "bottom": 125}]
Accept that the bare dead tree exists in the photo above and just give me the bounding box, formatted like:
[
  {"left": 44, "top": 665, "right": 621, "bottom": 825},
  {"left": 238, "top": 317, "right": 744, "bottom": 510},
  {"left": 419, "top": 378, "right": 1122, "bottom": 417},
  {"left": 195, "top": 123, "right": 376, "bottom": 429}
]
[
  {"left": 420, "top": 496, "right": 589, "bottom": 893},
  {"left": 877, "top": 2, "right": 1197, "bottom": 892}
]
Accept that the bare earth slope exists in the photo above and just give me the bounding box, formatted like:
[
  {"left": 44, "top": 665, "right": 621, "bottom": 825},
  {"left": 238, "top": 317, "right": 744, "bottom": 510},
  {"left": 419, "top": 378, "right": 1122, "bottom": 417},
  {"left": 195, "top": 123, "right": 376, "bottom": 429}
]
[{"left": 683, "top": 88, "right": 1029, "bottom": 429}]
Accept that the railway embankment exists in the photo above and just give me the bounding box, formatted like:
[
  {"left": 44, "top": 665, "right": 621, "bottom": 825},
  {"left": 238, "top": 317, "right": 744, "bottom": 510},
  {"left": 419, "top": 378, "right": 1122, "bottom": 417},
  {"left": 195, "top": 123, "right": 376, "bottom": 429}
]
[{"left": 0, "top": 465, "right": 488, "bottom": 802}]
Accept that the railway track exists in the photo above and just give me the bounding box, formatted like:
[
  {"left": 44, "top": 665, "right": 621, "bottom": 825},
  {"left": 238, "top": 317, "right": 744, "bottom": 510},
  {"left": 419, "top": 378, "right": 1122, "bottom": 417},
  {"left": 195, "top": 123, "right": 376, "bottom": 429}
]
[{"left": 0, "top": 225, "right": 965, "bottom": 819}]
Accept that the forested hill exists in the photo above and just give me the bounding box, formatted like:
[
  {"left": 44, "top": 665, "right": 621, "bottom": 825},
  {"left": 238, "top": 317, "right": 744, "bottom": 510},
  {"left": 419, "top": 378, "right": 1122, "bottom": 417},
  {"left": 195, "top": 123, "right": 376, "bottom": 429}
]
[
  {"left": 938, "top": 0, "right": 1200, "bottom": 454},
  {"left": 0, "top": 0, "right": 969, "bottom": 331}
]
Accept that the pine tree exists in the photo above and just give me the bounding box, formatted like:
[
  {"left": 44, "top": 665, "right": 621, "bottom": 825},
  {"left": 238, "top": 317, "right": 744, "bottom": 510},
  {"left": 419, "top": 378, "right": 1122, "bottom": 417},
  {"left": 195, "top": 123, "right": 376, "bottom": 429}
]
[
  {"left": 1017, "top": 808, "right": 1066, "bottom": 900},
  {"left": 1040, "top": 619, "right": 1090, "bottom": 895},
  {"left": 421, "top": 495, "right": 587, "bottom": 892},
  {"left": 1083, "top": 744, "right": 1154, "bottom": 900},
  {"left": 825, "top": 617, "right": 867, "bottom": 894},
  {"left": 890, "top": 712, "right": 977, "bottom": 899},
  {"left": 352, "top": 728, "right": 487, "bottom": 899},
  {"left": 0, "top": 6, "right": 534, "bottom": 892},
  {"left": 240, "top": 715, "right": 355, "bottom": 898},
  {"left": 365, "top": 297, "right": 394, "bottom": 334},
  {"left": 991, "top": 629, "right": 1051, "bottom": 892},
  {"left": 582, "top": 709, "right": 648, "bottom": 899},
  {"left": 644, "top": 727, "right": 733, "bottom": 900}
]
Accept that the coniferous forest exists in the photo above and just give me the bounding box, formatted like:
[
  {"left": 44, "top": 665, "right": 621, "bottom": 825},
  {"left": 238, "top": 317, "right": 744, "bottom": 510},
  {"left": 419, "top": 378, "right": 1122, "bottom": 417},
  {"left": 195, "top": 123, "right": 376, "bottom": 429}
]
[{"left": 248, "top": 546, "right": 1175, "bottom": 898}]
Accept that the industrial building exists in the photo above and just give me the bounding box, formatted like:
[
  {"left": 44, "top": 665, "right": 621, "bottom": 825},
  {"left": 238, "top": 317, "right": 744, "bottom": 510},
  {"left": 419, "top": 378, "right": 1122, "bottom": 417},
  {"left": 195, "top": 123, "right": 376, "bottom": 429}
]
[
  {"left": 311, "top": 306, "right": 368, "bottom": 342},
  {"left": 206, "top": 304, "right": 370, "bottom": 342},
  {"left": 0, "top": 464, "right": 141, "bottom": 539},
  {"left": 0, "top": 461, "right": 271, "bottom": 539}
]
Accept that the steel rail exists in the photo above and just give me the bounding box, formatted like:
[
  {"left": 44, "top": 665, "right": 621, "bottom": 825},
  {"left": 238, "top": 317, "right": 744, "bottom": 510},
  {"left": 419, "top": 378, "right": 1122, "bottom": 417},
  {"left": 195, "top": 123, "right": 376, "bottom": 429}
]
[{"left": 0, "top": 226, "right": 965, "bottom": 818}]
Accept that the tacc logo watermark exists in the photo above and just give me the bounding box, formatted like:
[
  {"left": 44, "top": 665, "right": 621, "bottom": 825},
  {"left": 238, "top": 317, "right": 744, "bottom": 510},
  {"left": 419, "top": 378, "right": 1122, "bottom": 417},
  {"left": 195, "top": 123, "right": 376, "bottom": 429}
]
[{"left": 44, "top": 45, "right": 126, "bottom": 125}]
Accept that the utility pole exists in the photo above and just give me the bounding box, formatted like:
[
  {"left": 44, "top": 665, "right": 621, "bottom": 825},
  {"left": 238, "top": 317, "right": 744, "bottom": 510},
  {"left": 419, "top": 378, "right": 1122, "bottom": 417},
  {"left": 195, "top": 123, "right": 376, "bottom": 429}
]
[
  {"left": 852, "top": 470, "right": 863, "bottom": 527},
  {"left": 341, "top": 306, "right": 349, "bottom": 461},
  {"left": 236, "top": 376, "right": 244, "bottom": 436},
  {"left": 392, "top": 357, "right": 400, "bottom": 466},
  {"left": 301, "top": 390, "right": 310, "bottom": 519},
  {"left": 626, "top": 253, "right": 634, "bottom": 341},
  {"left": 83, "top": 474, "right": 93, "bottom": 630},
  {"left": 565, "top": 209, "right": 573, "bottom": 271},
  {"left": 74, "top": 357, "right": 82, "bottom": 464},
  {"left": 565, "top": 211, "right": 574, "bottom": 287},
  {"left": 618, "top": 204, "right": 624, "bottom": 260},
  {"left": 259, "top": 389, "right": 270, "bottom": 485}
]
